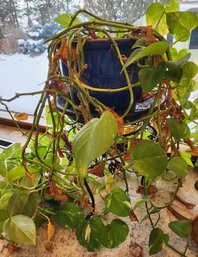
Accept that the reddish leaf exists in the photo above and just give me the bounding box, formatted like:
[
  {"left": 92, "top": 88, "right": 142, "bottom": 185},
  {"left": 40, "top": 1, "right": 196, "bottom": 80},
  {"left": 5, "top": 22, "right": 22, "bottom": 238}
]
[
  {"left": 88, "top": 29, "right": 97, "bottom": 39},
  {"left": 4, "top": 243, "right": 21, "bottom": 254},
  {"left": 170, "top": 144, "right": 177, "bottom": 157},
  {"left": 81, "top": 193, "right": 93, "bottom": 213},
  {"left": 45, "top": 241, "right": 54, "bottom": 252},
  {"left": 48, "top": 81, "right": 67, "bottom": 96},
  {"left": 128, "top": 241, "right": 143, "bottom": 257},
  {"left": 52, "top": 39, "right": 69, "bottom": 62},
  {"left": 88, "top": 161, "right": 105, "bottom": 177},
  {"left": 22, "top": 163, "right": 35, "bottom": 181},
  {"left": 106, "top": 109, "right": 124, "bottom": 135},
  {"left": 57, "top": 146, "right": 64, "bottom": 158},
  {"left": 60, "top": 134, "right": 72, "bottom": 151},
  {"left": 145, "top": 26, "right": 156, "bottom": 44},
  {"left": 45, "top": 180, "right": 68, "bottom": 205},
  {"left": 184, "top": 139, "right": 198, "bottom": 157},
  {"left": 130, "top": 210, "right": 139, "bottom": 222},
  {"left": 14, "top": 112, "right": 28, "bottom": 121},
  {"left": 136, "top": 185, "right": 158, "bottom": 198},
  {"left": 154, "top": 55, "right": 163, "bottom": 65},
  {"left": 52, "top": 39, "right": 77, "bottom": 63},
  {"left": 124, "top": 139, "right": 142, "bottom": 161}
]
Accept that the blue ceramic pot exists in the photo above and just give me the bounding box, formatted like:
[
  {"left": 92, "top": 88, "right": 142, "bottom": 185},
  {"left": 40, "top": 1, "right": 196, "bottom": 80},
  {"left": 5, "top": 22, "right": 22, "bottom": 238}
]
[{"left": 58, "top": 38, "right": 144, "bottom": 121}]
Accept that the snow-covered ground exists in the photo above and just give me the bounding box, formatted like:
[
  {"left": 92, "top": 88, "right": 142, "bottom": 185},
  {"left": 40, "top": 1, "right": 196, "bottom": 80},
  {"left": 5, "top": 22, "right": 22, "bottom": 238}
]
[
  {"left": 0, "top": 51, "right": 197, "bottom": 117},
  {"left": 0, "top": 52, "right": 48, "bottom": 115}
]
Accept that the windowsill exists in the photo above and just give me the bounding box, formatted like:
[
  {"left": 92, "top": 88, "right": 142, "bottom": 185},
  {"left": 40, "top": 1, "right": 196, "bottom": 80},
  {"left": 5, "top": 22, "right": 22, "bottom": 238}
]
[{"left": 0, "top": 110, "right": 47, "bottom": 132}]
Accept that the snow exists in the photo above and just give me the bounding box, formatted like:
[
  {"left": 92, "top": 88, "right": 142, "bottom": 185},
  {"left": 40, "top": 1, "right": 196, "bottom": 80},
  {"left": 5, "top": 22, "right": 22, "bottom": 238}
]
[
  {"left": 0, "top": 52, "right": 48, "bottom": 115},
  {"left": 0, "top": 49, "right": 197, "bottom": 117}
]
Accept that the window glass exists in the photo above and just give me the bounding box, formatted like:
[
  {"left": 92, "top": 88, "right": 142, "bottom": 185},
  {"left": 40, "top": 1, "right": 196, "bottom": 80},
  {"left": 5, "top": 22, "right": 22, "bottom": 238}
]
[
  {"left": 0, "top": 1, "right": 197, "bottom": 116},
  {"left": 189, "top": 27, "right": 198, "bottom": 49}
]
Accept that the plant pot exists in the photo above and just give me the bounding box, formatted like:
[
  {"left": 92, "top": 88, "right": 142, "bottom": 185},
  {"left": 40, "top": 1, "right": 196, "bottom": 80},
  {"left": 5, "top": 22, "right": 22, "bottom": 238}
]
[{"left": 57, "top": 38, "right": 145, "bottom": 121}]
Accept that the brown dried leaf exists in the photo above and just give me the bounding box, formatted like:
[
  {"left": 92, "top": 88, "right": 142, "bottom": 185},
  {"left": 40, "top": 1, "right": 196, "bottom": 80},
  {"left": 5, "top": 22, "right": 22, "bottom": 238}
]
[
  {"left": 71, "top": 48, "right": 77, "bottom": 62},
  {"left": 22, "top": 163, "right": 35, "bottom": 180},
  {"left": 125, "top": 124, "right": 141, "bottom": 135},
  {"left": 145, "top": 26, "right": 156, "bottom": 44},
  {"left": 81, "top": 193, "right": 93, "bottom": 213},
  {"left": 184, "top": 139, "right": 198, "bottom": 157},
  {"left": 124, "top": 139, "right": 142, "bottom": 161},
  {"left": 57, "top": 145, "right": 64, "bottom": 158},
  {"left": 140, "top": 92, "right": 156, "bottom": 101},
  {"left": 154, "top": 55, "right": 163, "bottom": 65},
  {"left": 136, "top": 185, "right": 144, "bottom": 195},
  {"left": 60, "top": 133, "right": 72, "bottom": 151},
  {"left": 170, "top": 144, "right": 177, "bottom": 157},
  {"left": 52, "top": 40, "right": 69, "bottom": 63},
  {"left": 45, "top": 180, "right": 68, "bottom": 205},
  {"left": 24, "top": 168, "right": 35, "bottom": 181},
  {"left": 88, "top": 161, "right": 105, "bottom": 177},
  {"left": 106, "top": 109, "right": 124, "bottom": 135},
  {"left": 88, "top": 29, "right": 98, "bottom": 39},
  {"left": 130, "top": 210, "right": 139, "bottom": 222},
  {"left": 161, "top": 125, "right": 170, "bottom": 139},
  {"left": 50, "top": 100, "right": 57, "bottom": 112},
  {"left": 128, "top": 241, "right": 143, "bottom": 257},
  {"left": 48, "top": 81, "right": 67, "bottom": 96},
  {"left": 45, "top": 241, "right": 54, "bottom": 252},
  {"left": 136, "top": 185, "right": 158, "bottom": 198},
  {"left": 55, "top": 188, "right": 69, "bottom": 205},
  {"left": 150, "top": 118, "right": 159, "bottom": 134},
  {"left": 4, "top": 243, "right": 21, "bottom": 254},
  {"left": 14, "top": 112, "right": 28, "bottom": 121}
]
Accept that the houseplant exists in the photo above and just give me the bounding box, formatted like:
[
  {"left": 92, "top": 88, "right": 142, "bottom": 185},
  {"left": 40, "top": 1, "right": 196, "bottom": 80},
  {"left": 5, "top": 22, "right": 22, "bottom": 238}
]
[{"left": 0, "top": 0, "right": 198, "bottom": 255}]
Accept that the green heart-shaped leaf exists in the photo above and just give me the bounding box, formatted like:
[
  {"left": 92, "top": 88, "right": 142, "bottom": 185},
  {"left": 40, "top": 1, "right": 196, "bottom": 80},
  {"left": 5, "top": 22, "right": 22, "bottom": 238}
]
[
  {"left": 165, "top": 0, "right": 179, "bottom": 13},
  {"left": 105, "top": 188, "right": 131, "bottom": 217},
  {"left": 123, "top": 41, "right": 168, "bottom": 69},
  {"left": 8, "top": 190, "right": 39, "bottom": 217},
  {"left": 166, "top": 11, "right": 198, "bottom": 42},
  {"left": 54, "top": 202, "right": 84, "bottom": 229},
  {"left": 169, "top": 220, "right": 192, "bottom": 238},
  {"left": 149, "top": 228, "right": 169, "bottom": 255},
  {"left": 72, "top": 112, "right": 117, "bottom": 177},
  {"left": 138, "top": 62, "right": 166, "bottom": 92},
  {"left": 167, "top": 118, "right": 190, "bottom": 140},
  {"left": 167, "top": 156, "right": 188, "bottom": 178},
  {"left": 104, "top": 219, "right": 129, "bottom": 249},
  {"left": 146, "top": 2, "right": 167, "bottom": 35},
  {"left": 132, "top": 140, "right": 168, "bottom": 178},
  {"left": 76, "top": 215, "right": 106, "bottom": 251},
  {"left": 55, "top": 13, "right": 80, "bottom": 28},
  {"left": 3, "top": 215, "right": 36, "bottom": 245},
  {"left": 0, "top": 159, "right": 6, "bottom": 177}
]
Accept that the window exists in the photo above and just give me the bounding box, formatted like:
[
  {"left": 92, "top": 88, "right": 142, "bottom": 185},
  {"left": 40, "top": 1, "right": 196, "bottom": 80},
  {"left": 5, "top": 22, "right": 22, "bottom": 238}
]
[{"left": 189, "top": 27, "right": 198, "bottom": 49}]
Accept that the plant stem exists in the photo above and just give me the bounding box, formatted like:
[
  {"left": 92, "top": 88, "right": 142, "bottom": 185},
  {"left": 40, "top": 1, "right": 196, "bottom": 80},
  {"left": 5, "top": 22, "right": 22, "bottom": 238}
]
[{"left": 84, "top": 178, "right": 95, "bottom": 217}]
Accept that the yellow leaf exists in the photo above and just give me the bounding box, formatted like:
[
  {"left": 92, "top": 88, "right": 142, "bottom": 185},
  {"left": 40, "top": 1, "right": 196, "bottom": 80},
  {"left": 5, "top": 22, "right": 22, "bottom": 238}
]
[
  {"left": 84, "top": 224, "right": 91, "bottom": 242},
  {"left": 48, "top": 221, "right": 55, "bottom": 241},
  {"left": 105, "top": 175, "right": 117, "bottom": 193},
  {"left": 14, "top": 112, "right": 29, "bottom": 121}
]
